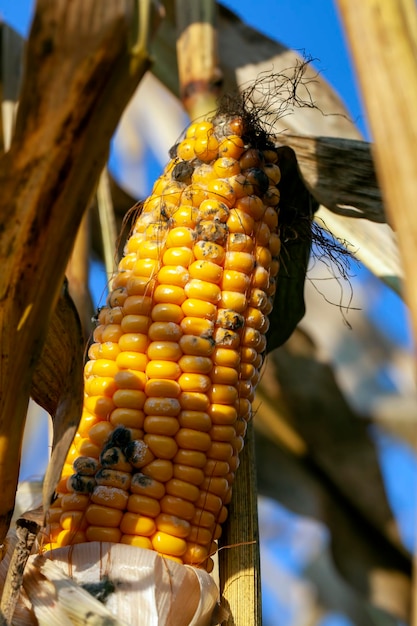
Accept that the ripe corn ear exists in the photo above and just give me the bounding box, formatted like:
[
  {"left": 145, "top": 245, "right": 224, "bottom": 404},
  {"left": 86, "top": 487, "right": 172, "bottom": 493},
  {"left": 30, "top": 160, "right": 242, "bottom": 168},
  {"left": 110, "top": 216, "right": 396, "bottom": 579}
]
[{"left": 45, "top": 111, "right": 282, "bottom": 572}]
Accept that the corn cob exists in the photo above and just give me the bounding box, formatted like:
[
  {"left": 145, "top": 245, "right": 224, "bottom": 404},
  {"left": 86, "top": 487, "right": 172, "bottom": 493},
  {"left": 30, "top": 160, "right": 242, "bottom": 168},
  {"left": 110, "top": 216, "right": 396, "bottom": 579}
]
[{"left": 45, "top": 111, "right": 281, "bottom": 572}]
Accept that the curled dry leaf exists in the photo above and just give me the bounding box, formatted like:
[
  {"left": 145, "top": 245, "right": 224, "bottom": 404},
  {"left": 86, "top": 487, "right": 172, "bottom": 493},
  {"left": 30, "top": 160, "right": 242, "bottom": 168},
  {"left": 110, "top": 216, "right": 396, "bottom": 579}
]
[{"left": 31, "top": 281, "right": 84, "bottom": 518}]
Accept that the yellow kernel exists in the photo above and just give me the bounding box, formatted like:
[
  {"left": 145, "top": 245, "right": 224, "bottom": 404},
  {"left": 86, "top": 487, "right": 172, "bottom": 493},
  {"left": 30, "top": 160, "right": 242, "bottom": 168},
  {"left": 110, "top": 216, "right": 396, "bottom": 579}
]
[
  {"left": 146, "top": 360, "right": 181, "bottom": 380},
  {"left": 161, "top": 495, "right": 196, "bottom": 521},
  {"left": 113, "top": 389, "right": 146, "bottom": 410},
  {"left": 144, "top": 397, "right": 181, "bottom": 417},
  {"left": 179, "top": 335, "right": 215, "bottom": 357},
  {"left": 209, "top": 425, "right": 235, "bottom": 443},
  {"left": 152, "top": 531, "right": 187, "bottom": 557},
  {"left": 88, "top": 341, "right": 121, "bottom": 361},
  {"left": 184, "top": 279, "right": 221, "bottom": 304},
  {"left": 178, "top": 373, "right": 211, "bottom": 393},
  {"left": 120, "top": 512, "right": 156, "bottom": 536},
  {"left": 148, "top": 321, "right": 182, "bottom": 342},
  {"left": 181, "top": 298, "right": 217, "bottom": 320},
  {"left": 245, "top": 307, "right": 269, "bottom": 332},
  {"left": 83, "top": 397, "right": 114, "bottom": 420},
  {"left": 144, "top": 379, "right": 181, "bottom": 397},
  {"left": 177, "top": 138, "right": 196, "bottom": 160},
  {"left": 142, "top": 459, "right": 173, "bottom": 482},
  {"left": 137, "top": 239, "right": 163, "bottom": 259},
  {"left": 173, "top": 464, "right": 205, "bottom": 486},
  {"left": 207, "top": 441, "right": 234, "bottom": 462},
  {"left": 188, "top": 260, "right": 223, "bottom": 284},
  {"left": 206, "top": 179, "right": 236, "bottom": 208},
  {"left": 116, "top": 351, "right": 148, "bottom": 372},
  {"left": 205, "top": 459, "right": 230, "bottom": 477},
  {"left": 156, "top": 513, "right": 191, "bottom": 538},
  {"left": 211, "top": 348, "right": 240, "bottom": 368},
  {"left": 128, "top": 494, "right": 161, "bottom": 518},
  {"left": 166, "top": 227, "right": 195, "bottom": 248},
  {"left": 176, "top": 428, "right": 211, "bottom": 452},
  {"left": 218, "top": 135, "right": 245, "bottom": 160},
  {"left": 88, "top": 421, "right": 113, "bottom": 447},
  {"left": 254, "top": 221, "right": 271, "bottom": 246},
  {"left": 188, "top": 526, "right": 213, "bottom": 546},
  {"left": 144, "top": 416, "right": 180, "bottom": 437},
  {"left": 178, "top": 410, "right": 211, "bottom": 432},
  {"left": 224, "top": 251, "right": 255, "bottom": 274},
  {"left": 183, "top": 543, "right": 210, "bottom": 566},
  {"left": 227, "top": 209, "right": 254, "bottom": 234},
  {"left": 61, "top": 493, "right": 90, "bottom": 511},
  {"left": 194, "top": 133, "right": 219, "bottom": 162},
  {"left": 154, "top": 284, "right": 186, "bottom": 305},
  {"left": 180, "top": 317, "right": 214, "bottom": 338},
  {"left": 187, "top": 120, "right": 214, "bottom": 138},
  {"left": 192, "top": 508, "right": 216, "bottom": 529},
  {"left": 240, "top": 362, "right": 256, "bottom": 380},
  {"left": 193, "top": 240, "right": 225, "bottom": 265},
  {"left": 118, "top": 333, "right": 149, "bottom": 354},
  {"left": 232, "top": 434, "right": 245, "bottom": 454},
  {"left": 173, "top": 449, "right": 207, "bottom": 468},
  {"left": 210, "top": 366, "right": 238, "bottom": 385},
  {"left": 241, "top": 326, "right": 262, "bottom": 348},
  {"left": 178, "top": 355, "right": 213, "bottom": 375},
  {"left": 57, "top": 529, "right": 86, "bottom": 546},
  {"left": 235, "top": 195, "right": 265, "bottom": 220},
  {"left": 85, "top": 527, "right": 122, "bottom": 543},
  {"left": 162, "top": 246, "right": 195, "bottom": 267},
  {"left": 144, "top": 434, "right": 178, "bottom": 459},
  {"left": 219, "top": 291, "right": 247, "bottom": 313},
  {"left": 221, "top": 269, "right": 251, "bottom": 292},
  {"left": 166, "top": 478, "right": 200, "bottom": 503},
  {"left": 263, "top": 186, "right": 280, "bottom": 207},
  {"left": 101, "top": 324, "right": 124, "bottom": 343},
  {"left": 171, "top": 205, "right": 198, "bottom": 228},
  {"left": 121, "top": 535, "right": 153, "bottom": 549},
  {"left": 114, "top": 369, "right": 147, "bottom": 390},
  {"left": 195, "top": 491, "right": 223, "bottom": 515},
  {"left": 132, "top": 258, "right": 160, "bottom": 278},
  {"left": 264, "top": 163, "right": 281, "bottom": 184},
  {"left": 179, "top": 391, "right": 210, "bottom": 412},
  {"left": 89, "top": 359, "right": 119, "bottom": 378},
  {"left": 269, "top": 232, "right": 281, "bottom": 256},
  {"left": 77, "top": 439, "right": 100, "bottom": 458},
  {"left": 91, "top": 486, "right": 129, "bottom": 510},
  {"left": 147, "top": 341, "right": 182, "bottom": 361},
  {"left": 213, "top": 157, "right": 241, "bottom": 178},
  {"left": 85, "top": 504, "right": 123, "bottom": 527},
  {"left": 84, "top": 376, "right": 117, "bottom": 398},
  {"left": 131, "top": 473, "right": 165, "bottom": 498},
  {"left": 60, "top": 511, "right": 88, "bottom": 531},
  {"left": 125, "top": 276, "right": 156, "bottom": 296},
  {"left": 208, "top": 384, "right": 238, "bottom": 405},
  {"left": 235, "top": 418, "right": 248, "bottom": 437},
  {"left": 123, "top": 295, "right": 153, "bottom": 316},
  {"left": 157, "top": 265, "right": 189, "bottom": 287},
  {"left": 208, "top": 403, "right": 237, "bottom": 425},
  {"left": 151, "top": 303, "right": 184, "bottom": 324}
]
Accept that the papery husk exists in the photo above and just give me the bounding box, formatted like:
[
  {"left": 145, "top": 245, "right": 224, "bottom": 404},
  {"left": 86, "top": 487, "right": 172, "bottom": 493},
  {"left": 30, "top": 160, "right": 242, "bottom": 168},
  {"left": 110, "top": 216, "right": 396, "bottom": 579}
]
[{"left": 21, "top": 543, "right": 219, "bottom": 626}]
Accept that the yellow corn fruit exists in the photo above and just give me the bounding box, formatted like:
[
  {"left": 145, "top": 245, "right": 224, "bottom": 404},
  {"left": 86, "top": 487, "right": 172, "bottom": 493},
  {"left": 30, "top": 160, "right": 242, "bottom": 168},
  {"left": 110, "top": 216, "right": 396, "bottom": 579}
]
[{"left": 45, "top": 112, "right": 281, "bottom": 572}]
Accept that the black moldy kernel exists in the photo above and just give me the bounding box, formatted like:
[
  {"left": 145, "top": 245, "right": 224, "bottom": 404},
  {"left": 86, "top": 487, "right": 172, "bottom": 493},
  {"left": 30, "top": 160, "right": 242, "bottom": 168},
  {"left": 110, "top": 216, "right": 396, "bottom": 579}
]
[
  {"left": 73, "top": 456, "right": 99, "bottom": 476},
  {"left": 169, "top": 143, "right": 179, "bottom": 159},
  {"left": 244, "top": 168, "right": 270, "bottom": 196},
  {"left": 107, "top": 425, "right": 132, "bottom": 451},
  {"left": 125, "top": 440, "right": 148, "bottom": 467},
  {"left": 131, "top": 473, "right": 153, "bottom": 488},
  {"left": 107, "top": 287, "right": 126, "bottom": 308},
  {"left": 100, "top": 446, "right": 130, "bottom": 468},
  {"left": 68, "top": 474, "right": 96, "bottom": 494},
  {"left": 172, "top": 161, "right": 194, "bottom": 184}
]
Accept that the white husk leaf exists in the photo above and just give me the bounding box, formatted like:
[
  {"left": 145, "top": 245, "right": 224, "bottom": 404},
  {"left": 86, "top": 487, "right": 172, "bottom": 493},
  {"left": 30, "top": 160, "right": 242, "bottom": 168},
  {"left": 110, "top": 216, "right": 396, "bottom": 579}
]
[{"left": 21, "top": 542, "right": 218, "bottom": 626}]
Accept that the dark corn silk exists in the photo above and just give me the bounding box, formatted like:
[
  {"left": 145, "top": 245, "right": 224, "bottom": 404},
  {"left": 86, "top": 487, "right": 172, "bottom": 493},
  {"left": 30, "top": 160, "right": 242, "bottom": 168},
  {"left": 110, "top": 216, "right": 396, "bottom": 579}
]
[{"left": 45, "top": 111, "right": 282, "bottom": 572}]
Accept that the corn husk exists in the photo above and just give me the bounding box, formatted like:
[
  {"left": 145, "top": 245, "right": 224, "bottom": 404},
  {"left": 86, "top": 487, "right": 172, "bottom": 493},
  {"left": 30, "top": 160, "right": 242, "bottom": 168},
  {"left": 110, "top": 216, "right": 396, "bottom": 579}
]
[{"left": 20, "top": 543, "right": 219, "bottom": 625}]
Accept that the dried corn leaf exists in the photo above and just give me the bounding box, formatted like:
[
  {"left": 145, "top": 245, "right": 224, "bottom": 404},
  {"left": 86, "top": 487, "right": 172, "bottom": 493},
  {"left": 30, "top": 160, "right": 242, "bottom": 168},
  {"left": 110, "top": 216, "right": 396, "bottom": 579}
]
[{"left": 31, "top": 282, "right": 84, "bottom": 515}]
